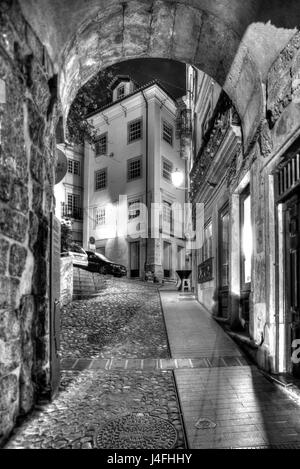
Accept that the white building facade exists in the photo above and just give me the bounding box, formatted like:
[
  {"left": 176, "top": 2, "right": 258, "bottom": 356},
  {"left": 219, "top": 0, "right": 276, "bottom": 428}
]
[
  {"left": 83, "top": 77, "right": 188, "bottom": 279},
  {"left": 54, "top": 143, "right": 84, "bottom": 244}
]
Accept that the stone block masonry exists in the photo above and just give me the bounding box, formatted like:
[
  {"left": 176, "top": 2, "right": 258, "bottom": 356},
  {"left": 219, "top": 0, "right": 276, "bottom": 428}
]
[
  {"left": 0, "top": 0, "right": 59, "bottom": 446},
  {"left": 60, "top": 257, "right": 73, "bottom": 307}
]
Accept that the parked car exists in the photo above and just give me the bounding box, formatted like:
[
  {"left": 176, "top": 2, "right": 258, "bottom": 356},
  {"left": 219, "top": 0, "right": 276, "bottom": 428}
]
[
  {"left": 62, "top": 242, "right": 88, "bottom": 267},
  {"left": 86, "top": 250, "right": 127, "bottom": 277}
]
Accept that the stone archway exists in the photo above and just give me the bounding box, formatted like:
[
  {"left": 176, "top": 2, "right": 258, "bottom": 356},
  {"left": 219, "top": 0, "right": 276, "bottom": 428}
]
[
  {"left": 17, "top": 0, "right": 299, "bottom": 152},
  {"left": 59, "top": 0, "right": 262, "bottom": 151},
  {"left": 2, "top": 0, "right": 300, "bottom": 447}
]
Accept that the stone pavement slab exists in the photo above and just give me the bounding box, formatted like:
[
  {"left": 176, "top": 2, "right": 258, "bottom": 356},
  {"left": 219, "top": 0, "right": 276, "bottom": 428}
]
[
  {"left": 174, "top": 367, "right": 300, "bottom": 449},
  {"left": 160, "top": 291, "right": 242, "bottom": 359},
  {"left": 159, "top": 290, "right": 300, "bottom": 449}
]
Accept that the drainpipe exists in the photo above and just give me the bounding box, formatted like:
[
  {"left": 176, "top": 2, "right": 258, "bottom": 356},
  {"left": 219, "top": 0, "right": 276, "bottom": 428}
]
[{"left": 141, "top": 90, "right": 149, "bottom": 274}]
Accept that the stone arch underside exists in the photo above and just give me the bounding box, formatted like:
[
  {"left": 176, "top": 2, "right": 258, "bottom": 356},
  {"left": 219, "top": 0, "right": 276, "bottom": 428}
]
[
  {"left": 58, "top": 0, "right": 263, "bottom": 152},
  {"left": 19, "top": 0, "right": 300, "bottom": 153}
]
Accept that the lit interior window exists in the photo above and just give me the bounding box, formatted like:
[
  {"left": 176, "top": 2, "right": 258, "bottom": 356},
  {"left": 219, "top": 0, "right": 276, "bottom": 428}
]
[{"left": 242, "top": 193, "right": 252, "bottom": 284}]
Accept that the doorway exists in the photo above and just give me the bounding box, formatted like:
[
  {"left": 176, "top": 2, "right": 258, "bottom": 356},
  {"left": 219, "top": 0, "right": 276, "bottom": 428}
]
[
  {"left": 130, "top": 241, "right": 140, "bottom": 278},
  {"left": 177, "top": 245, "right": 184, "bottom": 270},
  {"left": 218, "top": 204, "right": 229, "bottom": 318},
  {"left": 283, "top": 190, "right": 300, "bottom": 377},
  {"left": 163, "top": 242, "right": 172, "bottom": 278},
  {"left": 240, "top": 185, "right": 252, "bottom": 330}
]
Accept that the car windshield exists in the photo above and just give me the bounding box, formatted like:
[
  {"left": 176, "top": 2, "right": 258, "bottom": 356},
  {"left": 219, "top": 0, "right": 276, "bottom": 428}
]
[{"left": 69, "top": 244, "right": 86, "bottom": 254}]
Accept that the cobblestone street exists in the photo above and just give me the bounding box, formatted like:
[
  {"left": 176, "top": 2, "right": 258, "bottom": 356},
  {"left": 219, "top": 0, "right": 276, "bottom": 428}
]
[
  {"left": 5, "top": 279, "right": 185, "bottom": 449},
  {"left": 5, "top": 370, "right": 185, "bottom": 449},
  {"left": 5, "top": 280, "right": 300, "bottom": 449},
  {"left": 60, "top": 278, "right": 169, "bottom": 359}
]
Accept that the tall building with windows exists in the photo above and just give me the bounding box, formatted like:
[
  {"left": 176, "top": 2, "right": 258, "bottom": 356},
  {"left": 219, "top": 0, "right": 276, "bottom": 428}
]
[
  {"left": 83, "top": 75, "right": 188, "bottom": 279},
  {"left": 54, "top": 144, "right": 84, "bottom": 244}
]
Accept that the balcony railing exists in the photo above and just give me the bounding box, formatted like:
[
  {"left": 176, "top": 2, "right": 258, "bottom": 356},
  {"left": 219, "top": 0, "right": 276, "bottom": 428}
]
[{"left": 61, "top": 204, "right": 83, "bottom": 220}]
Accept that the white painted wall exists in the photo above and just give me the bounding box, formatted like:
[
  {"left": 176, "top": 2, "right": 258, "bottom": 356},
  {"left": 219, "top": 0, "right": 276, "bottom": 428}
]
[{"left": 83, "top": 82, "right": 187, "bottom": 277}]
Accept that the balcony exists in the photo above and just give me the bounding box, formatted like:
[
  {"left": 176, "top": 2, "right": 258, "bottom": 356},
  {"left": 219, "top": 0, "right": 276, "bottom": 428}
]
[{"left": 61, "top": 204, "right": 83, "bottom": 220}]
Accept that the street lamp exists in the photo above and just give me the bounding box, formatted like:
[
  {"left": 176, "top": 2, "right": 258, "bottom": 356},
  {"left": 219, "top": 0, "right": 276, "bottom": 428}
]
[{"left": 171, "top": 168, "right": 185, "bottom": 188}]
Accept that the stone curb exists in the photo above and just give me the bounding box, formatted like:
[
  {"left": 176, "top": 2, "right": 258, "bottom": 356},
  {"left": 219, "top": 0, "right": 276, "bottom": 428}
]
[{"left": 60, "top": 355, "right": 252, "bottom": 371}]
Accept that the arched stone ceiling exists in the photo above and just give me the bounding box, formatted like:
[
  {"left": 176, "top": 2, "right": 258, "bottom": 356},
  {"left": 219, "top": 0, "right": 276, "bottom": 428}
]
[{"left": 18, "top": 0, "right": 300, "bottom": 151}]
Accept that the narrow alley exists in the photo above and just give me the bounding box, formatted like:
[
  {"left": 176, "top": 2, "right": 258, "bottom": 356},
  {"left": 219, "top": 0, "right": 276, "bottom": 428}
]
[{"left": 4, "top": 279, "right": 300, "bottom": 450}]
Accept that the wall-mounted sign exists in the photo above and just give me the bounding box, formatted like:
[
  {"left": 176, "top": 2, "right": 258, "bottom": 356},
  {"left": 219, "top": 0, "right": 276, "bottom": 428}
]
[
  {"left": 198, "top": 257, "right": 214, "bottom": 284},
  {"left": 55, "top": 148, "right": 67, "bottom": 184}
]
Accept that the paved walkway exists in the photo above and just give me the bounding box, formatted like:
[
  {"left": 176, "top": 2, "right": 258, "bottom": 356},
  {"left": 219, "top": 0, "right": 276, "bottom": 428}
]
[
  {"left": 5, "top": 282, "right": 300, "bottom": 449},
  {"left": 160, "top": 290, "right": 300, "bottom": 449}
]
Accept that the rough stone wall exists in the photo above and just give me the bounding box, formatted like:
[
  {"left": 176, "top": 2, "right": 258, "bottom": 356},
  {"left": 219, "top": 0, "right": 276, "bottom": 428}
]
[
  {"left": 60, "top": 257, "right": 73, "bottom": 307},
  {"left": 58, "top": 0, "right": 263, "bottom": 154},
  {"left": 0, "top": 0, "right": 58, "bottom": 446}
]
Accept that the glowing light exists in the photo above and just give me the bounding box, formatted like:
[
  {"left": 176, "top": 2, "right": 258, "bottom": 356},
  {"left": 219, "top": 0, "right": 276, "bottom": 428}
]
[{"left": 171, "top": 168, "right": 184, "bottom": 188}]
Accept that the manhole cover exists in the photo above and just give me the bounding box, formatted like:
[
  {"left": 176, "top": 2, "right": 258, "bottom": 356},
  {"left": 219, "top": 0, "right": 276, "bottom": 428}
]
[{"left": 94, "top": 413, "right": 178, "bottom": 449}]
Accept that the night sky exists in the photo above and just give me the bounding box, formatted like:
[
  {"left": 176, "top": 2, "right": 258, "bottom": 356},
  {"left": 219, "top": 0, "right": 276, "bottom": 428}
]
[{"left": 108, "top": 58, "right": 187, "bottom": 99}]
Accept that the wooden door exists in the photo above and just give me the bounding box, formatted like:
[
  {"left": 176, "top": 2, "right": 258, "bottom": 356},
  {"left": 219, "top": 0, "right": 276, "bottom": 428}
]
[
  {"left": 218, "top": 204, "right": 229, "bottom": 318},
  {"left": 130, "top": 241, "right": 140, "bottom": 278},
  {"left": 163, "top": 242, "right": 171, "bottom": 278}
]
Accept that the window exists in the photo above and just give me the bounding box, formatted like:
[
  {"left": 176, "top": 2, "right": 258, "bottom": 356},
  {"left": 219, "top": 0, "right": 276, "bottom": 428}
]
[
  {"left": 95, "top": 207, "right": 106, "bottom": 226},
  {"left": 95, "top": 168, "right": 107, "bottom": 191},
  {"left": 202, "top": 220, "right": 212, "bottom": 262},
  {"left": 162, "top": 158, "right": 173, "bottom": 182},
  {"left": 117, "top": 85, "right": 125, "bottom": 99},
  {"left": 127, "top": 157, "right": 142, "bottom": 181},
  {"left": 240, "top": 185, "right": 252, "bottom": 327},
  {"left": 177, "top": 245, "right": 184, "bottom": 270},
  {"left": 240, "top": 186, "right": 252, "bottom": 286},
  {"left": 64, "top": 193, "right": 81, "bottom": 219},
  {"left": 128, "top": 118, "right": 142, "bottom": 143},
  {"left": 67, "top": 159, "right": 80, "bottom": 175},
  {"left": 128, "top": 198, "right": 141, "bottom": 220},
  {"left": 162, "top": 200, "right": 173, "bottom": 234},
  {"left": 219, "top": 206, "right": 229, "bottom": 288},
  {"left": 162, "top": 120, "right": 173, "bottom": 146},
  {"left": 95, "top": 133, "right": 107, "bottom": 156}
]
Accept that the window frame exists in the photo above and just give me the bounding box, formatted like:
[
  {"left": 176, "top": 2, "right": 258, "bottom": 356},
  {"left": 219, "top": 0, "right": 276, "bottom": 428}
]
[
  {"left": 162, "top": 199, "right": 174, "bottom": 235},
  {"left": 128, "top": 197, "right": 142, "bottom": 220},
  {"left": 218, "top": 203, "right": 229, "bottom": 289},
  {"left": 95, "top": 132, "right": 108, "bottom": 157},
  {"left": 95, "top": 207, "right": 106, "bottom": 226},
  {"left": 240, "top": 185, "right": 252, "bottom": 290},
  {"left": 201, "top": 219, "right": 213, "bottom": 263},
  {"left": 67, "top": 158, "right": 81, "bottom": 176},
  {"left": 127, "top": 118, "right": 143, "bottom": 144},
  {"left": 117, "top": 84, "right": 125, "bottom": 100},
  {"left": 95, "top": 168, "right": 107, "bottom": 191},
  {"left": 162, "top": 119, "right": 174, "bottom": 146},
  {"left": 127, "top": 156, "right": 142, "bottom": 182},
  {"left": 162, "top": 157, "right": 173, "bottom": 183}
]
